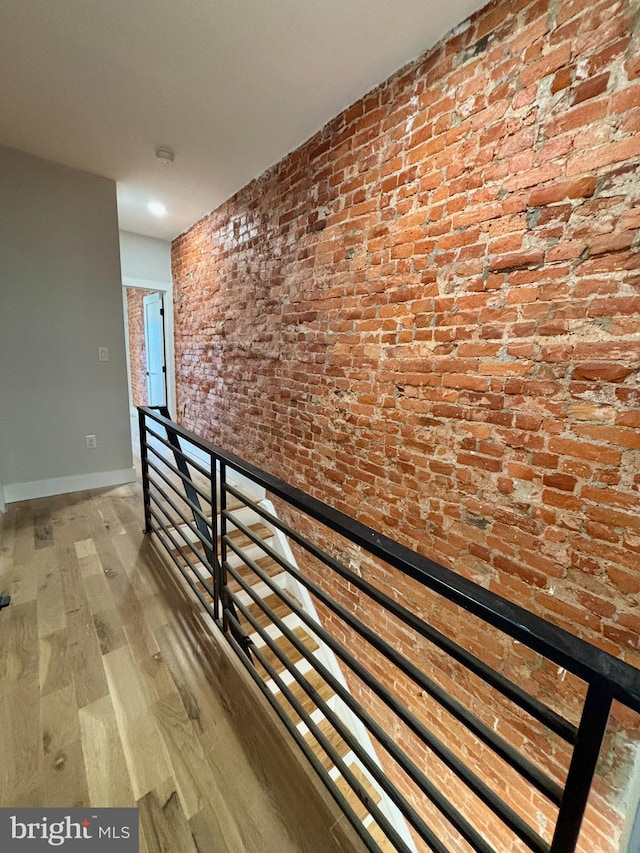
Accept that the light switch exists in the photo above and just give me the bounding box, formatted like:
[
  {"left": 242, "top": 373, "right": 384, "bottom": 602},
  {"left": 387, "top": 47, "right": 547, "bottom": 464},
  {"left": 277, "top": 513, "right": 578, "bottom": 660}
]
[{"left": 98, "top": 347, "right": 109, "bottom": 362}]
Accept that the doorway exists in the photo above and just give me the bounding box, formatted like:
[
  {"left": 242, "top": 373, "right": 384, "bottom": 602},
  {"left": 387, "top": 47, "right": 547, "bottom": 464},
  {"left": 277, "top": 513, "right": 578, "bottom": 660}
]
[
  {"left": 143, "top": 291, "right": 166, "bottom": 406},
  {"left": 124, "top": 286, "right": 168, "bottom": 411}
]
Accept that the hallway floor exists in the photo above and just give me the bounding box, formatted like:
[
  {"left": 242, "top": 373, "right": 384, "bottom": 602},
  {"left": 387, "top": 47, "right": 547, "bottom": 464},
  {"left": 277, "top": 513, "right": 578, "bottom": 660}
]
[{"left": 0, "top": 469, "right": 360, "bottom": 851}]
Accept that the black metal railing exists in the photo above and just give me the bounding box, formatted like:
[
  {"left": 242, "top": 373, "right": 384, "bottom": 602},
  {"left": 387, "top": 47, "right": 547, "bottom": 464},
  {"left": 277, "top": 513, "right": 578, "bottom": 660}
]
[{"left": 138, "top": 405, "right": 640, "bottom": 853}]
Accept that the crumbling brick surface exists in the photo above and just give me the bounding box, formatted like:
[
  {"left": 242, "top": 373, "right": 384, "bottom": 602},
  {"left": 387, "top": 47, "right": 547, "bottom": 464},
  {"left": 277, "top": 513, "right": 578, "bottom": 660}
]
[{"left": 172, "top": 0, "right": 640, "bottom": 849}]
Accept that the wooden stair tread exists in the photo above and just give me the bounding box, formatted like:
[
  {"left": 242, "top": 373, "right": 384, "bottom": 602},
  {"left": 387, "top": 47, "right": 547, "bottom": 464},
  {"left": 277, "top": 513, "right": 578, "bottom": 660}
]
[
  {"left": 366, "top": 820, "right": 396, "bottom": 852},
  {"left": 242, "top": 591, "right": 301, "bottom": 632},
  {"left": 219, "top": 493, "right": 246, "bottom": 513},
  {"left": 194, "top": 579, "right": 214, "bottom": 603},
  {"left": 155, "top": 493, "right": 245, "bottom": 528},
  {"left": 275, "top": 667, "right": 335, "bottom": 725},
  {"left": 225, "top": 522, "right": 273, "bottom": 553},
  {"left": 335, "top": 765, "right": 381, "bottom": 823},
  {"left": 256, "top": 626, "right": 319, "bottom": 676},
  {"left": 168, "top": 522, "right": 273, "bottom": 566},
  {"left": 304, "top": 715, "right": 352, "bottom": 772},
  {"left": 227, "top": 555, "right": 285, "bottom": 593},
  {"left": 170, "top": 539, "right": 213, "bottom": 567}
]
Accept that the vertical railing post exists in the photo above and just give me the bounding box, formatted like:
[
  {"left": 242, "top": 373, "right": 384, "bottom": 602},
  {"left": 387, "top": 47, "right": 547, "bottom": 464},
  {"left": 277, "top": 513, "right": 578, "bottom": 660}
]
[
  {"left": 210, "top": 450, "right": 220, "bottom": 623},
  {"left": 138, "top": 407, "right": 152, "bottom": 534},
  {"left": 550, "top": 682, "right": 613, "bottom": 852},
  {"left": 219, "top": 461, "right": 229, "bottom": 634}
]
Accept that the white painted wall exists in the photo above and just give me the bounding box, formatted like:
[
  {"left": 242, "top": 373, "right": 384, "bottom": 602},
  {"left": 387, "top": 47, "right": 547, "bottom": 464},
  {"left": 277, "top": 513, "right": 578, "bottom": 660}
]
[
  {"left": 120, "top": 230, "right": 172, "bottom": 284},
  {"left": 119, "top": 230, "right": 176, "bottom": 417},
  {"left": 0, "top": 145, "right": 134, "bottom": 502}
]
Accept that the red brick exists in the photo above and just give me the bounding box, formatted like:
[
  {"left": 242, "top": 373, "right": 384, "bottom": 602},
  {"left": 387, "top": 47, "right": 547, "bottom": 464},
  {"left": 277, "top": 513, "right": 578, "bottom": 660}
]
[
  {"left": 616, "top": 411, "right": 640, "bottom": 428},
  {"left": 580, "top": 486, "right": 640, "bottom": 509},
  {"left": 572, "top": 363, "right": 634, "bottom": 383},
  {"left": 534, "top": 177, "right": 598, "bottom": 208},
  {"left": 456, "top": 452, "right": 502, "bottom": 473},
  {"left": 542, "top": 489, "right": 582, "bottom": 510},
  {"left": 587, "top": 504, "right": 640, "bottom": 534},
  {"left": 493, "top": 554, "right": 549, "bottom": 588},
  {"left": 608, "top": 567, "right": 640, "bottom": 594},
  {"left": 543, "top": 473, "right": 578, "bottom": 492},
  {"left": 574, "top": 425, "right": 640, "bottom": 450},
  {"left": 571, "top": 72, "right": 610, "bottom": 105},
  {"left": 548, "top": 438, "right": 622, "bottom": 465},
  {"left": 567, "top": 135, "right": 640, "bottom": 176},
  {"left": 171, "top": 4, "right": 640, "bottom": 849},
  {"left": 603, "top": 624, "right": 640, "bottom": 650}
]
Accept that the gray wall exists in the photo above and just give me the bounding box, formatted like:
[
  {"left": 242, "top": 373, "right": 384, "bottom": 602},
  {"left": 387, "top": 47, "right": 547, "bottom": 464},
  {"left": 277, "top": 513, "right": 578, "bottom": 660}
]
[{"left": 0, "top": 145, "right": 133, "bottom": 500}]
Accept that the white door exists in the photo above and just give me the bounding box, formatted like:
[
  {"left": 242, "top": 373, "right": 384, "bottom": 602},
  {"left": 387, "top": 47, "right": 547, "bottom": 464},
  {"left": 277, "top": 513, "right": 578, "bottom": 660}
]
[{"left": 143, "top": 292, "right": 166, "bottom": 407}]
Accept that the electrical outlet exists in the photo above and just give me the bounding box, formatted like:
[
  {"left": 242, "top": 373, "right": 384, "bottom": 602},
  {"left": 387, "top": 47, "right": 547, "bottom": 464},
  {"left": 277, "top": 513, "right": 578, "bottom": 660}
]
[
  {"left": 85, "top": 435, "right": 97, "bottom": 449},
  {"left": 98, "top": 347, "right": 109, "bottom": 362}
]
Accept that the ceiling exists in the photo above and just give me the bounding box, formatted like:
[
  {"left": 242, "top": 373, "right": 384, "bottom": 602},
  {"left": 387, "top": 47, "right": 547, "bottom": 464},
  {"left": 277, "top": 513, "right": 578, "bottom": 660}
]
[{"left": 0, "top": 0, "right": 488, "bottom": 242}]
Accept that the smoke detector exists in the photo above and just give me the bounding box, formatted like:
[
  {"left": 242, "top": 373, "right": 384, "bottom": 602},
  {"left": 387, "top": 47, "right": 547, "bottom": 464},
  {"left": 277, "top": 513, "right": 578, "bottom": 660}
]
[{"left": 156, "top": 147, "right": 175, "bottom": 165}]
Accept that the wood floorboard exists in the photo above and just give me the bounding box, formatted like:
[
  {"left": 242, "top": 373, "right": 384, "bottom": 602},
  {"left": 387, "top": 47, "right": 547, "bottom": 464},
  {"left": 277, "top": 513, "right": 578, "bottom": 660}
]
[
  {"left": 66, "top": 600, "right": 109, "bottom": 708},
  {"left": 103, "top": 643, "right": 173, "bottom": 801},
  {"left": 0, "top": 473, "right": 365, "bottom": 853},
  {"left": 138, "top": 786, "right": 199, "bottom": 853},
  {"left": 4, "top": 599, "right": 39, "bottom": 683},
  {"left": 39, "top": 628, "right": 72, "bottom": 696},
  {"left": 79, "top": 694, "right": 134, "bottom": 806},
  {"left": 151, "top": 690, "right": 218, "bottom": 820},
  {"left": 189, "top": 802, "right": 244, "bottom": 853},
  {"left": 43, "top": 737, "right": 90, "bottom": 808},
  {"left": 0, "top": 681, "right": 42, "bottom": 801},
  {"left": 93, "top": 606, "right": 128, "bottom": 655},
  {"left": 42, "top": 684, "right": 81, "bottom": 760},
  {"left": 36, "top": 550, "right": 67, "bottom": 638}
]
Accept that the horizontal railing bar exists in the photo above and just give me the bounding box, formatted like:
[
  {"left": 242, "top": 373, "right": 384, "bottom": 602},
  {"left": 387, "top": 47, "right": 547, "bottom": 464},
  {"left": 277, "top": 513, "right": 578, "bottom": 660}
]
[
  {"left": 223, "top": 626, "right": 385, "bottom": 853},
  {"left": 145, "top": 422, "right": 212, "bottom": 480},
  {"left": 225, "top": 559, "right": 493, "bottom": 853},
  {"left": 145, "top": 440, "right": 213, "bottom": 507},
  {"left": 147, "top": 463, "right": 215, "bottom": 546},
  {"left": 227, "top": 593, "right": 420, "bottom": 853},
  {"left": 148, "top": 493, "right": 215, "bottom": 590},
  {"left": 150, "top": 416, "right": 220, "bottom": 590},
  {"left": 147, "top": 458, "right": 215, "bottom": 534},
  {"left": 223, "top": 539, "right": 548, "bottom": 853},
  {"left": 148, "top": 509, "right": 216, "bottom": 617},
  {"left": 224, "top": 512, "right": 564, "bottom": 806},
  {"left": 225, "top": 486, "right": 576, "bottom": 745},
  {"left": 139, "top": 407, "right": 640, "bottom": 712},
  {"left": 149, "top": 499, "right": 214, "bottom": 593}
]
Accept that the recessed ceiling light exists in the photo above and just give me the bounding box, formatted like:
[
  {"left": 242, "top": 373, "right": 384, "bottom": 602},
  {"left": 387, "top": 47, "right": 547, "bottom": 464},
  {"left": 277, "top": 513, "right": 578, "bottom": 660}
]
[{"left": 148, "top": 202, "right": 168, "bottom": 217}]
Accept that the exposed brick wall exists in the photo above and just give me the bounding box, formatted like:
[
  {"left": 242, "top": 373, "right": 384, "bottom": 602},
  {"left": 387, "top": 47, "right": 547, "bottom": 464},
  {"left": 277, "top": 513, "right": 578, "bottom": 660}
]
[
  {"left": 126, "top": 288, "right": 155, "bottom": 408},
  {"left": 277, "top": 509, "right": 632, "bottom": 852},
  {"left": 172, "top": 0, "right": 640, "bottom": 848}
]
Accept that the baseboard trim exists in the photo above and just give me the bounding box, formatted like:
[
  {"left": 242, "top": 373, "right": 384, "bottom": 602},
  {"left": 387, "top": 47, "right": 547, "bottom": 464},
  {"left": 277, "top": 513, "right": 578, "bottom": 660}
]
[{"left": 4, "top": 467, "right": 137, "bottom": 503}]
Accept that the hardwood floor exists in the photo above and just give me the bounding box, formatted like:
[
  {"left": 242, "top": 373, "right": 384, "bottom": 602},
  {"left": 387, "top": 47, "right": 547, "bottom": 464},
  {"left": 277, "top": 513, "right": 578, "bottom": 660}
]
[{"left": 0, "top": 474, "right": 364, "bottom": 852}]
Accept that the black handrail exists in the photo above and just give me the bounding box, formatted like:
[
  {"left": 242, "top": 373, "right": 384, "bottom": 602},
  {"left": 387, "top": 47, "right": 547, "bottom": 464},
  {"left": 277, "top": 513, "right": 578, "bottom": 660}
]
[{"left": 138, "top": 405, "right": 640, "bottom": 853}]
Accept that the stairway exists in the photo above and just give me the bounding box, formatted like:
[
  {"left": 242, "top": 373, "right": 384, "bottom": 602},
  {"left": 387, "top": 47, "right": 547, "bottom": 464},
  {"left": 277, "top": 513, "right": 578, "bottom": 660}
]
[{"left": 153, "top": 447, "right": 414, "bottom": 853}]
